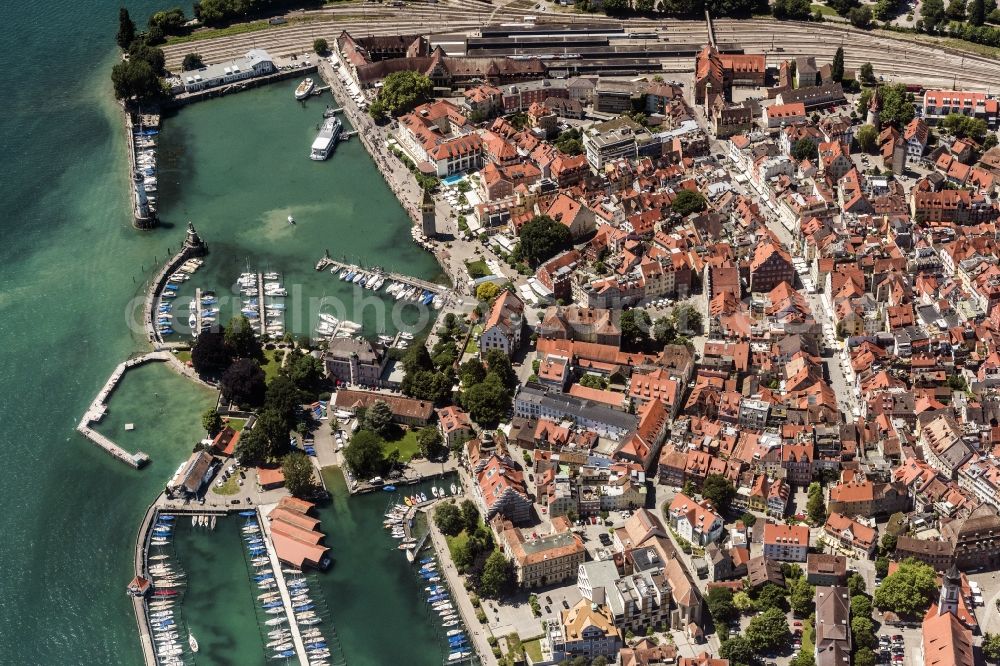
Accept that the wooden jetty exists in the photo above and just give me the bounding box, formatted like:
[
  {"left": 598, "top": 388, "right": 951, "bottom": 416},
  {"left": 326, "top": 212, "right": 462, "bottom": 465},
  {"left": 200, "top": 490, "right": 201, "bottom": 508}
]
[{"left": 257, "top": 506, "right": 310, "bottom": 665}]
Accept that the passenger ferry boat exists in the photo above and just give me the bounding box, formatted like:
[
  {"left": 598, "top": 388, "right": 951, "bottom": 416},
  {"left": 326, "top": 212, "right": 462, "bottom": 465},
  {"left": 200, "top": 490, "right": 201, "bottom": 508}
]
[
  {"left": 294, "top": 78, "right": 315, "bottom": 100},
  {"left": 310, "top": 117, "right": 343, "bottom": 161}
]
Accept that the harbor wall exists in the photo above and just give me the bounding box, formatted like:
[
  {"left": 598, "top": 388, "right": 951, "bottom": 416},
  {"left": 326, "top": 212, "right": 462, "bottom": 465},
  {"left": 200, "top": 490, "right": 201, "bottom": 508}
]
[
  {"left": 132, "top": 498, "right": 161, "bottom": 666},
  {"left": 124, "top": 109, "right": 156, "bottom": 230}
]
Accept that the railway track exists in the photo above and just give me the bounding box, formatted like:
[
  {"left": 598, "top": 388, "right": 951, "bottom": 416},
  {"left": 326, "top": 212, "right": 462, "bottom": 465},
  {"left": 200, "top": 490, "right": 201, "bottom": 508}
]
[{"left": 161, "top": 6, "right": 997, "bottom": 90}]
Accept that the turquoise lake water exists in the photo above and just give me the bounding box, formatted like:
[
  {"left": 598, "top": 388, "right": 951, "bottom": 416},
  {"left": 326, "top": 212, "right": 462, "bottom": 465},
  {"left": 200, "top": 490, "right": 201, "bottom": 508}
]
[{"left": 0, "top": 1, "right": 450, "bottom": 661}]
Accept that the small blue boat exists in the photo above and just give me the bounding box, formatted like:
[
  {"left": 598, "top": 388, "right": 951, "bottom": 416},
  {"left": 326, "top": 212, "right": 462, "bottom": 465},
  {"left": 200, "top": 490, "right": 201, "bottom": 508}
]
[
  {"left": 157, "top": 516, "right": 175, "bottom": 522},
  {"left": 279, "top": 650, "right": 295, "bottom": 657},
  {"left": 262, "top": 601, "right": 283, "bottom": 609},
  {"left": 294, "top": 603, "right": 314, "bottom": 611},
  {"left": 420, "top": 558, "right": 434, "bottom": 564},
  {"left": 428, "top": 595, "right": 447, "bottom": 603},
  {"left": 382, "top": 485, "right": 396, "bottom": 492},
  {"left": 239, "top": 511, "right": 256, "bottom": 517},
  {"left": 305, "top": 641, "right": 327, "bottom": 649}
]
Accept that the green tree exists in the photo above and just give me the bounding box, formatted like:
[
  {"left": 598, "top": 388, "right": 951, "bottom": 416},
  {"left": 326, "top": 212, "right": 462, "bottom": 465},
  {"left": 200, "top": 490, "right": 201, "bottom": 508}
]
[
  {"left": 460, "top": 499, "right": 480, "bottom": 533},
  {"left": 847, "top": 572, "right": 867, "bottom": 597},
  {"left": 707, "top": 587, "right": 737, "bottom": 624},
  {"left": 831, "top": 46, "right": 845, "bottom": 83},
  {"left": 620, "top": 309, "right": 652, "bottom": 349},
  {"left": 255, "top": 407, "right": 292, "bottom": 458},
  {"left": 969, "top": 0, "right": 986, "bottom": 22},
  {"left": 417, "top": 426, "right": 446, "bottom": 459},
  {"left": 149, "top": 7, "right": 186, "bottom": 34},
  {"left": 281, "top": 451, "right": 316, "bottom": 498},
  {"left": 792, "top": 138, "right": 819, "bottom": 162},
  {"left": 681, "top": 479, "right": 698, "bottom": 497},
  {"left": 941, "top": 113, "right": 989, "bottom": 141},
  {"left": 947, "top": 0, "right": 967, "bottom": 18},
  {"left": 459, "top": 358, "right": 487, "bottom": 387},
  {"left": 435, "top": 502, "right": 465, "bottom": 536},
  {"left": 853, "top": 648, "right": 877, "bottom": 666},
  {"left": 851, "top": 594, "right": 873, "bottom": 619},
  {"left": 343, "top": 430, "right": 387, "bottom": 478},
  {"left": 755, "top": 583, "right": 789, "bottom": 612},
  {"left": 744, "top": 607, "right": 791, "bottom": 652},
  {"left": 182, "top": 53, "right": 204, "bottom": 71},
  {"left": 702, "top": 474, "right": 737, "bottom": 514},
  {"left": 484, "top": 350, "right": 518, "bottom": 392},
  {"left": 719, "top": 636, "right": 756, "bottom": 666},
  {"left": 110, "top": 59, "right": 161, "bottom": 101},
  {"left": 517, "top": 215, "right": 572, "bottom": 267},
  {"left": 671, "top": 189, "right": 707, "bottom": 216},
  {"left": 478, "top": 550, "right": 516, "bottom": 598},
  {"left": 773, "top": 0, "right": 814, "bottom": 19},
  {"left": 476, "top": 282, "right": 501, "bottom": 302},
  {"left": 652, "top": 317, "right": 677, "bottom": 344},
  {"left": 117, "top": 7, "right": 137, "bottom": 49},
  {"left": 265, "top": 374, "right": 302, "bottom": 424},
  {"left": 851, "top": 616, "right": 877, "bottom": 650},
  {"left": 313, "top": 37, "right": 329, "bottom": 54},
  {"left": 202, "top": 408, "right": 223, "bottom": 436},
  {"left": 859, "top": 62, "right": 875, "bottom": 85},
  {"left": 362, "top": 400, "right": 395, "bottom": 438},
  {"left": 234, "top": 425, "right": 268, "bottom": 466},
  {"left": 789, "top": 575, "right": 815, "bottom": 616},
  {"left": 922, "top": 0, "right": 946, "bottom": 28},
  {"left": 732, "top": 590, "right": 755, "bottom": 612},
  {"left": 221, "top": 358, "right": 266, "bottom": 408},
  {"left": 982, "top": 632, "right": 1000, "bottom": 663},
  {"left": 848, "top": 4, "right": 873, "bottom": 26},
  {"left": 369, "top": 70, "right": 434, "bottom": 119},
  {"left": 284, "top": 350, "right": 324, "bottom": 395},
  {"left": 856, "top": 124, "right": 878, "bottom": 153},
  {"left": 880, "top": 532, "right": 897, "bottom": 554},
  {"left": 191, "top": 330, "right": 231, "bottom": 376},
  {"left": 671, "top": 303, "right": 703, "bottom": 334},
  {"left": 740, "top": 511, "right": 757, "bottom": 527},
  {"left": 880, "top": 84, "right": 916, "bottom": 127},
  {"left": 807, "top": 482, "right": 827, "bottom": 524},
  {"left": 875, "top": 556, "right": 890, "bottom": 578},
  {"left": 873, "top": 559, "right": 938, "bottom": 617},
  {"left": 461, "top": 374, "right": 511, "bottom": 427},
  {"left": 225, "top": 315, "right": 262, "bottom": 360}
]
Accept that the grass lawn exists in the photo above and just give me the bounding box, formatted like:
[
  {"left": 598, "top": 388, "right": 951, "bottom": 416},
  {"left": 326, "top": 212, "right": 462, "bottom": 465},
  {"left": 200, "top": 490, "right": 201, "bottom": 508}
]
[
  {"left": 262, "top": 349, "right": 283, "bottom": 382},
  {"left": 445, "top": 529, "right": 470, "bottom": 563},
  {"left": 464, "top": 325, "right": 483, "bottom": 355},
  {"left": 215, "top": 475, "right": 241, "bottom": 496},
  {"left": 523, "top": 637, "right": 543, "bottom": 663},
  {"left": 465, "top": 259, "right": 489, "bottom": 279},
  {"left": 176, "top": 350, "right": 192, "bottom": 364},
  {"left": 225, "top": 418, "right": 247, "bottom": 432},
  {"left": 810, "top": 3, "right": 839, "bottom": 15},
  {"left": 384, "top": 428, "right": 421, "bottom": 461},
  {"left": 801, "top": 619, "right": 815, "bottom": 656}
]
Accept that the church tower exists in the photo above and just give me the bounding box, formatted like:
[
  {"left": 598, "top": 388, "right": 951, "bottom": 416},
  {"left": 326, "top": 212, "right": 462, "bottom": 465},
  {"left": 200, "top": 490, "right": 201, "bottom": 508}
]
[
  {"left": 420, "top": 190, "right": 436, "bottom": 238},
  {"left": 866, "top": 88, "right": 882, "bottom": 132},
  {"left": 937, "top": 562, "right": 962, "bottom": 617}
]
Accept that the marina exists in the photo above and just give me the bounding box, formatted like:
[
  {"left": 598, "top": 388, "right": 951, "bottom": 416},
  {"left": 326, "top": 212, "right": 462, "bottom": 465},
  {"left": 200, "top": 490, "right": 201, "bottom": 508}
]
[{"left": 315, "top": 255, "right": 447, "bottom": 307}]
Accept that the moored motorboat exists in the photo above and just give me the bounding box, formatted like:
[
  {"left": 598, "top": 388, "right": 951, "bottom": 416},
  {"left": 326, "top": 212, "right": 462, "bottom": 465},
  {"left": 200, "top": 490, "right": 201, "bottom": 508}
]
[{"left": 295, "top": 78, "right": 316, "bottom": 100}]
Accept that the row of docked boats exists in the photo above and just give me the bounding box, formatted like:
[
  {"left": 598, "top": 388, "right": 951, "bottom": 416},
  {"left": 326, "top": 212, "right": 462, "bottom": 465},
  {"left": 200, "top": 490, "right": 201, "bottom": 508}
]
[
  {"left": 384, "top": 504, "right": 416, "bottom": 550},
  {"left": 157, "top": 258, "right": 205, "bottom": 337},
  {"left": 146, "top": 515, "right": 198, "bottom": 664},
  {"left": 332, "top": 266, "right": 443, "bottom": 307},
  {"left": 315, "top": 312, "right": 362, "bottom": 338},
  {"left": 243, "top": 513, "right": 333, "bottom": 665},
  {"left": 133, "top": 125, "right": 158, "bottom": 211},
  {"left": 237, "top": 271, "right": 288, "bottom": 339},
  {"left": 416, "top": 558, "right": 472, "bottom": 662},
  {"left": 402, "top": 482, "right": 460, "bottom": 507}
]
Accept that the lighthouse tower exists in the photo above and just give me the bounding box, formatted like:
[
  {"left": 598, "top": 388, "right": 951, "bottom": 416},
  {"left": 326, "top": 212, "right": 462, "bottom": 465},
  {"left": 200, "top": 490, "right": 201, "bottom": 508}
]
[{"left": 420, "top": 189, "right": 436, "bottom": 238}]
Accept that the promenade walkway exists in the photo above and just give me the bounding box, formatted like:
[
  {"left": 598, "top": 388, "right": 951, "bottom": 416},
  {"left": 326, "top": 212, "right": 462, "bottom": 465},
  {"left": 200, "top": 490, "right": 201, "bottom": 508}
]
[{"left": 426, "top": 510, "right": 499, "bottom": 666}]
